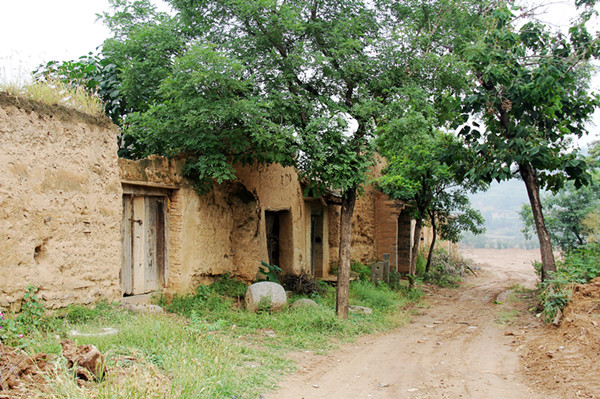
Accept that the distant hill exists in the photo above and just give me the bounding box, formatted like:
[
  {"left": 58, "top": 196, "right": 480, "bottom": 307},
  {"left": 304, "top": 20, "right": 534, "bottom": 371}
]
[{"left": 461, "top": 179, "right": 540, "bottom": 249}]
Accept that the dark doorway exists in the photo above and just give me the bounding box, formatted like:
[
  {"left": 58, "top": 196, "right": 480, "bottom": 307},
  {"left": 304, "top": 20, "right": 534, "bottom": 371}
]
[
  {"left": 310, "top": 210, "right": 324, "bottom": 277},
  {"left": 265, "top": 210, "right": 293, "bottom": 273}
]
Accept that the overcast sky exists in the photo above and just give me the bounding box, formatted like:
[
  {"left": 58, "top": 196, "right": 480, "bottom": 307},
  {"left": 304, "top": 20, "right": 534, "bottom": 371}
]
[{"left": 0, "top": 0, "right": 593, "bottom": 81}]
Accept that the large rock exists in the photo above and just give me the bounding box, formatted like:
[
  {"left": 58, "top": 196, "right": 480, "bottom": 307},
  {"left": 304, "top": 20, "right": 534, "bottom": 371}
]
[
  {"left": 245, "top": 282, "right": 287, "bottom": 312},
  {"left": 291, "top": 298, "right": 318, "bottom": 309}
]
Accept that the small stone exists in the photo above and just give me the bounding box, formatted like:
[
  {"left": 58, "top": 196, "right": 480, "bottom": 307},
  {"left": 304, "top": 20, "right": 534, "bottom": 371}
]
[
  {"left": 407, "top": 388, "right": 419, "bottom": 392},
  {"left": 349, "top": 305, "right": 373, "bottom": 315},
  {"left": 379, "top": 382, "right": 390, "bottom": 388},
  {"left": 312, "top": 384, "right": 319, "bottom": 388}
]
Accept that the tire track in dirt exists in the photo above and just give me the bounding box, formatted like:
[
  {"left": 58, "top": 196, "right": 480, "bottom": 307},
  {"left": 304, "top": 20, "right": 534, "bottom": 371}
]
[{"left": 265, "top": 249, "right": 555, "bottom": 399}]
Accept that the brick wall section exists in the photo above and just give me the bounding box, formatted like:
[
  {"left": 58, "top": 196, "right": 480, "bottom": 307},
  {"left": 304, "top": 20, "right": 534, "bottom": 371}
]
[
  {"left": 397, "top": 212, "right": 412, "bottom": 273},
  {"left": 375, "top": 191, "right": 403, "bottom": 271},
  {"left": 166, "top": 189, "right": 183, "bottom": 290}
]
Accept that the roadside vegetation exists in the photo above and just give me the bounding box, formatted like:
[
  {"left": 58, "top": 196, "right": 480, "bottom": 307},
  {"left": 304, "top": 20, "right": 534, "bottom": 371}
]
[
  {"left": 0, "top": 79, "right": 104, "bottom": 117},
  {"left": 0, "top": 273, "right": 421, "bottom": 398},
  {"left": 536, "top": 243, "right": 600, "bottom": 323},
  {"left": 415, "top": 249, "right": 474, "bottom": 288}
]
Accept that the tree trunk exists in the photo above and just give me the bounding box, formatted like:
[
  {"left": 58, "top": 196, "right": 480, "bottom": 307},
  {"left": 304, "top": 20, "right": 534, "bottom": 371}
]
[
  {"left": 336, "top": 187, "right": 357, "bottom": 319},
  {"left": 519, "top": 163, "right": 556, "bottom": 280},
  {"left": 409, "top": 218, "right": 423, "bottom": 288},
  {"left": 425, "top": 211, "right": 436, "bottom": 273}
]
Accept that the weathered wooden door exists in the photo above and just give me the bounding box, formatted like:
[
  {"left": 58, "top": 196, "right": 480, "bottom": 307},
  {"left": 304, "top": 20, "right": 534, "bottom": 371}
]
[{"left": 122, "top": 194, "right": 167, "bottom": 295}]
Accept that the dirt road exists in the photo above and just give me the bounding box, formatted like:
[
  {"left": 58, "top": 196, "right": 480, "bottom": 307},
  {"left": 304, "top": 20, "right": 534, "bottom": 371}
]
[{"left": 266, "top": 248, "right": 553, "bottom": 399}]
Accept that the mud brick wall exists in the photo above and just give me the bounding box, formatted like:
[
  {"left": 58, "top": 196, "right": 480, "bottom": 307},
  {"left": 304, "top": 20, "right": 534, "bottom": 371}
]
[{"left": 0, "top": 94, "right": 122, "bottom": 309}]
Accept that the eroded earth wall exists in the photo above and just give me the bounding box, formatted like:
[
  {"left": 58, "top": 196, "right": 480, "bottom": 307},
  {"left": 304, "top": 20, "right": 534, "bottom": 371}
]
[
  {"left": 119, "top": 158, "right": 309, "bottom": 294},
  {"left": 0, "top": 94, "right": 122, "bottom": 309}
]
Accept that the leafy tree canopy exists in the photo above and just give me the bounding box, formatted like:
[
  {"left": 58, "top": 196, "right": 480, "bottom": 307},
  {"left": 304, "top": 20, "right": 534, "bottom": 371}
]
[{"left": 455, "top": 0, "right": 600, "bottom": 279}]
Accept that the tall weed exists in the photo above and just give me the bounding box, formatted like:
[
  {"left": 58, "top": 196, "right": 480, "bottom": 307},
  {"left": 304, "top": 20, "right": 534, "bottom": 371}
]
[{"left": 539, "top": 243, "right": 600, "bottom": 322}]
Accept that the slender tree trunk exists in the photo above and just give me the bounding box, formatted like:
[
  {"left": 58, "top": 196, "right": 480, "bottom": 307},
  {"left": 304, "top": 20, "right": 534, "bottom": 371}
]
[
  {"left": 425, "top": 211, "right": 436, "bottom": 273},
  {"left": 409, "top": 218, "right": 423, "bottom": 288},
  {"left": 519, "top": 163, "right": 556, "bottom": 280},
  {"left": 336, "top": 187, "right": 357, "bottom": 319}
]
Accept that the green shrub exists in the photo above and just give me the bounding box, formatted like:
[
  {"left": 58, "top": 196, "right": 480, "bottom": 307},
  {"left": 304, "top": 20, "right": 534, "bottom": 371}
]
[
  {"left": 416, "top": 251, "right": 427, "bottom": 276},
  {"left": 538, "top": 243, "right": 600, "bottom": 322},
  {"left": 422, "top": 249, "right": 470, "bottom": 287},
  {"left": 351, "top": 261, "right": 372, "bottom": 282},
  {"left": 210, "top": 273, "right": 248, "bottom": 299},
  {"left": 259, "top": 261, "right": 282, "bottom": 283}
]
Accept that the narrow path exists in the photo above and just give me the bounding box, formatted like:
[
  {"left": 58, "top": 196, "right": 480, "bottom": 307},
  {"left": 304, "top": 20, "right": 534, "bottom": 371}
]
[{"left": 265, "top": 248, "right": 555, "bottom": 399}]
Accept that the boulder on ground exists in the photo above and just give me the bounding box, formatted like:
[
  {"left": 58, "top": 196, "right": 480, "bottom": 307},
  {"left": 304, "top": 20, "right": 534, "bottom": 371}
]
[
  {"left": 349, "top": 305, "right": 373, "bottom": 315},
  {"left": 245, "top": 282, "right": 287, "bottom": 312},
  {"left": 291, "top": 298, "right": 319, "bottom": 309}
]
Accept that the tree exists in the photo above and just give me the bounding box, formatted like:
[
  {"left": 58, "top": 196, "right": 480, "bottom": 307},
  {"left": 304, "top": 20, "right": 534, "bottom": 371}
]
[
  {"left": 96, "top": 0, "right": 488, "bottom": 317},
  {"left": 378, "top": 129, "right": 484, "bottom": 281},
  {"left": 520, "top": 178, "right": 600, "bottom": 252},
  {"left": 457, "top": 2, "right": 600, "bottom": 280}
]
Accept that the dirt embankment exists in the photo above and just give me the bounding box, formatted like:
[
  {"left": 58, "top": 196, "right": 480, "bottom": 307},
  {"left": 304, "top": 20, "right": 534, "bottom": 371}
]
[{"left": 266, "top": 248, "right": 600, "bottom": 399}]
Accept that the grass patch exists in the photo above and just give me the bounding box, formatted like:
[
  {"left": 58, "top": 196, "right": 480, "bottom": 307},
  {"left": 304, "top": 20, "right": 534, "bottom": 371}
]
[
  {"left": 0, "top": 78, "right": 104, "bottom": 116},
  {"left": 1, "top": 278, "right": 421, "bottom": 398},
  {"left": 496, "top": 309, "right": 521, "bottom": 325}
]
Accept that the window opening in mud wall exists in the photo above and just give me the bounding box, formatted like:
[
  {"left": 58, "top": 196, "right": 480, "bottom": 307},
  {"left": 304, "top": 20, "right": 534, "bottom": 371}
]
[
  {"left": 397, "top": 210, "right": 412, "bottom": 273},
  {"left": 265, "top": 210, "right": 293, "bottom": 274},
  {"left": 122, "top": 194, "right": 168, "bottom": 296},
  {"left": 310, "top": 209, "right": 324, "bottom": 277}
]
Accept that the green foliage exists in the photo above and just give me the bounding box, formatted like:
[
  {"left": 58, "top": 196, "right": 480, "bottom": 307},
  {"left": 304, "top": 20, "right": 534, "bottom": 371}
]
[
  {"left": 33, "top": 53, "right": 122, "bottom": 122},
  {"left": 62, "top": 300, "right": 122, "bottom": 324},
  {"left": 520, "top": 178, "right": 600, "bottom": 252},
  {"left": 259, "top": 261, "right": 282, "bottom": 283},
  {"left": 416, "top": 252, "right": 427, "bottom": 276},
  {"left": 456, "top": 2, "right": 600, "bottom": 277},
  {"left": 538, "top": 243, "right": 600, "bottom": 322},
  {"left": 378, "top": 130, "right": 485, "bottom": 272},
  {"left": 18, "top": 285, "right": 46, "bottom": 331},
  {"left": 351, "top": 261, "right": 372, "bottom": 282},
  {"left": 422, "top": 250, "right": 470, "bottom": 287},
  {"left": 210, "top": 273, "right": 248, "bottom": 300},
  {"left": 4, "top": 278, "right": 421, "bottom": 397},
  {"left": 256, "top": 297, "right": 273, "bottom": 314},
  {"left": 0, "top": 285, "right": 48, "bottom": 345}
]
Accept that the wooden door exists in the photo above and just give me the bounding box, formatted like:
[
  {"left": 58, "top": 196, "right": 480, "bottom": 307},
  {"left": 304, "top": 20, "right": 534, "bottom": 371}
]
[{"left": 122, "top": 194, "right": 167, "bottom": 295}]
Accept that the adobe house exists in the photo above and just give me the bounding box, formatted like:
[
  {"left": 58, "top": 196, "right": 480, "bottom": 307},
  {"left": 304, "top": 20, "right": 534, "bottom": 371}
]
[
  {"left": 118, "top": 156, "right": 336, "bottom": 297},
  {"left": 0, "top": 92, "right": 435, "bottom": 308},
  {"left": 0, "top": 93, "right": 123, "bottom": 309},
  {"left": 118, "top": 155, "right": 420, "bottom": 300}
]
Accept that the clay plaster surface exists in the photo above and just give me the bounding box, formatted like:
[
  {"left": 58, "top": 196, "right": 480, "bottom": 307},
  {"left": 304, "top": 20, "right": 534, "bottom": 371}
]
[{"left": 0, "top": 95, "right": 122, "bottom": 308}]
